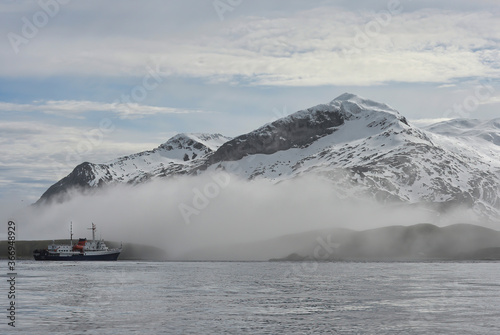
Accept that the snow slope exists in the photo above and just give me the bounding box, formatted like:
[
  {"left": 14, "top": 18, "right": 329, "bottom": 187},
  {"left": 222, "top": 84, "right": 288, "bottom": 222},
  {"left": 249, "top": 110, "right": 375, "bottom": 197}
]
[
  {"left": 37, "top": 94, "right": 500, "bottom": 221},
  {"left": 38, "top": 133, "right": 231, "bottom": 201}
]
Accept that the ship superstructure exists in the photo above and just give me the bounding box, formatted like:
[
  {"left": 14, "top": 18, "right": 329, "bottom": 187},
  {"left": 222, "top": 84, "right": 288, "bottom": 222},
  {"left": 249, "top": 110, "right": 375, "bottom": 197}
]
[{"left": 33, "top": 223, "right": 121, "bottom": 261}]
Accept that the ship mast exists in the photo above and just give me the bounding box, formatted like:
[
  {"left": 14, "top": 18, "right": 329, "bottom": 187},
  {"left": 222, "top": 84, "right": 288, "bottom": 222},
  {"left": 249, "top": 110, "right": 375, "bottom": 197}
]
[
  {"left": 70, "top": 221, "right": 73, "bottom": 245},
  {"left": 88, "top": 222, "right": 96, "bottom": 241}
]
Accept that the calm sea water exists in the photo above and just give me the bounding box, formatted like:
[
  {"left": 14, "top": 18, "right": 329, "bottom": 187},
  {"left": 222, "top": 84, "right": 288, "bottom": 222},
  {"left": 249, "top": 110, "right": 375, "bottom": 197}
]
[{"left": 2, "top": 261, "right": 500, "bottom": 334}]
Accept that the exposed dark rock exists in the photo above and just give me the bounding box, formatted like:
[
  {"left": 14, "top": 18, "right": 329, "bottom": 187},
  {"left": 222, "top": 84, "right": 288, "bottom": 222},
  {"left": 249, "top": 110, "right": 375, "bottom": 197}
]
[
  {"left": 208, "top": 108, "right": 344, "bottom": 164},
  {"left": 36, "top": 162, "right": 107, "bottom": 204},
  {"left": 33, "top": 94, "right": 500, "bottom": 222}
]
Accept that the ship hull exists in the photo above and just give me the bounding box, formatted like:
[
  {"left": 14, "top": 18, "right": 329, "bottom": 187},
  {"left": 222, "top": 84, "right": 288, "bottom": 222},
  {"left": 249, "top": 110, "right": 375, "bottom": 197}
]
[{"left": 33, "top": 250, "right": 120, "bottom": 261}]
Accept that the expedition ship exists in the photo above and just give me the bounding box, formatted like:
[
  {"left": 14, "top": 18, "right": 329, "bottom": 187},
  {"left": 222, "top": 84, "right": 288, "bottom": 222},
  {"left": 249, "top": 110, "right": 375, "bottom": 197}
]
[{"left": 33, "top": 223, "right": 122, "bottom": 261}]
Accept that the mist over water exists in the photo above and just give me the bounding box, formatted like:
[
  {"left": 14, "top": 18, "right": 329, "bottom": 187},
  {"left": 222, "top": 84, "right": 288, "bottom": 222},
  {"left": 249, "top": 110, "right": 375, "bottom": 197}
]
[{"left": 8, "top": 174, "right": 483, "bottom": 260}]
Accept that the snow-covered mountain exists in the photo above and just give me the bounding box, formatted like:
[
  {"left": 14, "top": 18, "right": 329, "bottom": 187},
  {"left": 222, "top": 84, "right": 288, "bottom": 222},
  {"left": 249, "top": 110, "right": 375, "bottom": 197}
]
[
  {"left": 37, "top": 93, "right": 500, "bottom": 221},
  {"left": 38, "top": 133, "right": 232, "bottom": 202}
]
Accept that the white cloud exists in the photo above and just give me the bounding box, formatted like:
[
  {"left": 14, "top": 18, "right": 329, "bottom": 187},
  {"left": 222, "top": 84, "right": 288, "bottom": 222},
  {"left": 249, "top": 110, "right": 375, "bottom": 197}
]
[
  {"left": 0, "top": 121, "right": 160, "bottom": 202},
  {"left": 410, "top": 118, "right": 453, "bottom": 127},
  {"left": 478, "top": 95, "right": 500, "bottom": 106},
  {"left": 0, "top": 100, "right": 207, "bottom": 119},
  {"left": 9, "top": 175, "right": 442, "bottom": 259}
]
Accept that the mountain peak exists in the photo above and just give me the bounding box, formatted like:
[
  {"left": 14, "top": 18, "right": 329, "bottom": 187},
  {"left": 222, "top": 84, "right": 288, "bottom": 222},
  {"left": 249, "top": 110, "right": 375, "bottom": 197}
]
[
  {"left": 332, "top": 92, "right": 361, "bottom": 102},
  {"left": 331, "top": 92, "right": 397, "bottom": 113},
  {"left": 208, "top": 94, "right": 414, "bottom": 164},
  {"left": 36, "top": 94, "right": 500, "bottom": 221},
  {"left": 329, "top": 93, "right": 408, "bottom": 127},
  {"left": 159, "top": 133, "right": 231, "bottom": 153}
]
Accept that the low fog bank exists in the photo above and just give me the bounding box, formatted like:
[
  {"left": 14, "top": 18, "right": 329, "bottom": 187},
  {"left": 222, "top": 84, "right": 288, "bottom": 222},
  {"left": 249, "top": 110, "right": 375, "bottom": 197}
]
[
  {"left": 269, "top": 224, "right": 500, "bottom": 262},
  {"left": 5, "top": 173, "right": 492, "bottom": 261}
]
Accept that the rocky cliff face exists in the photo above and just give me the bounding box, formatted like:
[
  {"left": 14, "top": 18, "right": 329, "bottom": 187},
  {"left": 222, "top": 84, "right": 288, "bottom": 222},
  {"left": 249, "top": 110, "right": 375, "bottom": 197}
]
[
  {"left": 207, "top": 105, "right": 345, "bottom": 164},
  {"left": 36, "top": 93, "right": 500, "bottom": 221},
  {"left": 39, "top": 162, "right": 112, "bottom": 203}
]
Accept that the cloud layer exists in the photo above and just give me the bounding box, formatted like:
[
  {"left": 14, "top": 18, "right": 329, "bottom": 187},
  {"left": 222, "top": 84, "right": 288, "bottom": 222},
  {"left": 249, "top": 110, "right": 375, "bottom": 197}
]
[
  {"left": 0, "top": 100, "right": 207, "bottom": 120},
  {"left": 1, "top": 2, "right": 499, "bottom": 86},
  {"left": 0, "top": 120, "right": 161, "bottom": 202},
  {"left": 7, "top": 174, "right": 481, "bottom": 260}
]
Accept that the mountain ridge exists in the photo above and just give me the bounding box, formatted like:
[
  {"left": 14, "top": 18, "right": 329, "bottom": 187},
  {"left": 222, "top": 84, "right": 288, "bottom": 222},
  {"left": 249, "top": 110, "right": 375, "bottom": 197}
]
[
  {"left": 176, "top": 223, "right": 500, "bottom": 261},
  {"left": 36, "top": 93, "right": 500, "bottom": 222},
  {"left": 266, "top": 223, "right": 500, "bottom": 262},
  {"left": 38, "top": 133, "right": 232, "bottom": 203}
]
